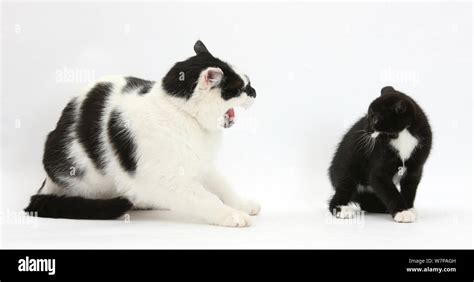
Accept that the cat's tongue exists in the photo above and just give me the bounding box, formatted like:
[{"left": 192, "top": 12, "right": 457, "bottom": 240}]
[
  {"left": 225, "top": 108, "right": 235, "bottom": 122},
  {"left": 224, "top": 108, "right": 235, "bottom": 128}
]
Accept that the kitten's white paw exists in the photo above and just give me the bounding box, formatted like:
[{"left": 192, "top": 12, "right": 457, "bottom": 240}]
[
  {"left": 336, "top": 205, "right": 358, "bottom": 219},
  {"left": 236, "top": 200, "right": 261, "bottom": 216},
  {"left": 216, "top": 210, "right": 252, "bottom": 227},
  {"left": 394, "top": 209, "right": 416, "bottom": 223}
]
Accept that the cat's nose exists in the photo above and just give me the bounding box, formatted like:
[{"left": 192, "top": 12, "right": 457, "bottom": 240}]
[{"left": 247, "top": 87, "right": 256, "bottom": 98}]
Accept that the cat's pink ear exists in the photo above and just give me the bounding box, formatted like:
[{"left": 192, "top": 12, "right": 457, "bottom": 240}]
[{"left": 202, "top": 67, "right": 223, "bottom": 88}]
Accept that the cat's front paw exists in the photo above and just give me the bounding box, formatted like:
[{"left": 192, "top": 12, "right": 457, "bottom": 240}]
[
  {"left": 235, "top": 200, "right": 261, "bottom": 216},
  {"left": 215, "top": 209, "right": 252, "bottom": 227},
  {"left": 335, "top": 205, "right": 358, "bottom": 219},
  {"left": 393, "top": 209, "right": 416, "bottom": 223}
]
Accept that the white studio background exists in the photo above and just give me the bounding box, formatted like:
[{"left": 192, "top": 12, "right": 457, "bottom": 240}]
[{"left": 1, "top": 1, "right": 472, "bottom": 248}]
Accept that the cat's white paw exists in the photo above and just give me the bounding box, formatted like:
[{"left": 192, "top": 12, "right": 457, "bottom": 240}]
[
  {"left": 216, "top": 210, "right": 252, "bottom": 227},
  {"left": 394, "top": 209, "right": 416, "bottom": 223},
  {"left": 336, "top": 205, "right": 358, "bottom": 219},
  {"left": 236, "top": 200, "right": 261, "bottom": 216}
]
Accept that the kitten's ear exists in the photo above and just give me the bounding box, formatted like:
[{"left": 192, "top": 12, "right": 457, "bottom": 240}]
[
  {"left": 381, "top": 86, "right": 395, "bottom": 96},
  {"left": 201, "top": 67, "right": 223, "bottom": 88},
  {"left": 394, "top": 100, "right": 407, "bottom": 114},
  {"left": 194, "top": 40, "right": 210, "bottom": 55}
]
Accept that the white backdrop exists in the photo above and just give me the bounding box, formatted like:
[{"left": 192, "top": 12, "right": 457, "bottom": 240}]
[{"left": 1, "top": 1, "right": 472, "bottom": 249}]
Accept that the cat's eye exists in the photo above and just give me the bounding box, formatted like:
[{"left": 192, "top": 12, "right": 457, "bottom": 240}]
[{"left": 373, "top": 117, "right": 378, "bottom": 124}]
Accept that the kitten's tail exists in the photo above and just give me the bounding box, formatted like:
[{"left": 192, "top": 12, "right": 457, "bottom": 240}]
[{"left": 24, "top": 194, "right": 133, "bottom": 220}]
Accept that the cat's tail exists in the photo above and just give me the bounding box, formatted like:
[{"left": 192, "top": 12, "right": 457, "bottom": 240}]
[{"left": 24, "top": 194, "right": 133, "bottom": 220}]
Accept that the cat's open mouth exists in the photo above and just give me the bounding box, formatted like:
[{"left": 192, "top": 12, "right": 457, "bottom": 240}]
[{"left": 223, "top": 108, "right": 235, "bottom": 128}]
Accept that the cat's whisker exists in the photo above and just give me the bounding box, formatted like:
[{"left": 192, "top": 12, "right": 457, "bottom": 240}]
[
  {"left": 364, "top": 135, "right": 373, "bottom": 155},
  {"left": 355, "top": 133, "right": 369, "bottom": 154},
  {"left": 354, "top": 134, "right": 369, "bottom": 151},
  {"left": 369, "top": 137, "right": 376, "bottom": 154},
  {"left": 354, "top": 132, "right": 368, "bottom": 145}
]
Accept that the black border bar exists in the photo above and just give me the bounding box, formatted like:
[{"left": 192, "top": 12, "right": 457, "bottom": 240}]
[{"left": 0, "top": 250, "right": 472, "bottom": 281}]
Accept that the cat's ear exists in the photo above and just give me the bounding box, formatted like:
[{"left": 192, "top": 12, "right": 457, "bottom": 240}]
[
  {"left": 194, "top": 40, "right": 210, "bottom": 55},
  {"left": 393, "top": 100, "right": 407, "bottom": 114},
  {"left": 201, "top": 67, "right": 223, "bottom": 88},
  {"left": 381, "top": 86, "right": 395, "bottom": 96}
]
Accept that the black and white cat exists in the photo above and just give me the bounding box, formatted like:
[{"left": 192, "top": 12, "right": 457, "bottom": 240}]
[
  {"left": 328, "top": 86, "right": 432, "bottom": 223},
  {"left": 25, "top": 40, "right": 260, "bottom": 227}
]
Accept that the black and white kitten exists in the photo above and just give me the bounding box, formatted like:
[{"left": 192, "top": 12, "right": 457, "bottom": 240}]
[
  {"left": 25, "top": 40, "right": 260, "bottom": 227},
  {"left": 328, "top": 86, "right": 432, "bottom": 223}
]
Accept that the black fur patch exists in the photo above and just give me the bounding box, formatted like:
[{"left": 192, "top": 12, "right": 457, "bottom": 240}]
[
  {"left": 107, "top": 109, "right": 138, "bottom": 173},
  {"left": 352, "top": 192, "right": 388, "bottom": 213},
  {"left": 122, "top": 76, "right": 155, "bottom": 95},
  {"left": 24, "top": 194, "right": 132, "bottom": 219},
  {"left": 77, "top": 82, "right": 112, "bottom": 171},
  {"left": 162, "top": 52, "right": 255, "bottom": 101},
  {"left": 43, "top": 98, "right": 84, "bottom": 187}
]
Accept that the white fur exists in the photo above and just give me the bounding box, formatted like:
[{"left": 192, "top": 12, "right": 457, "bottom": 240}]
[
  {"left": 389, "top": 128, "right": 419, "bottom": 162},
  {"left": 42, "top": 68, "right": 259, "bottom": 227},
  {"left": 394, "top": 208, "right": 416, "bottom": 223},
  {"left": 389, "top": 128, "right": 418, "bottom": 190},
  {"left": 336, "top": 203, "right": 361, "bottom": 219},
  {"left": 371, "top": 131, "right": 380, "bottom": 138},
  {"left": 392, "top": 166, "right": 407, "bottom": 189}
]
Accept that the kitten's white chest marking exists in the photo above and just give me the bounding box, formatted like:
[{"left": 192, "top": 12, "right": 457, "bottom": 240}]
[
  {"left": 390, "top": 129, "right": 418, "bottom": 189},
  {"left": 390, "top": 128, "right": 419, "bottom": 162}
]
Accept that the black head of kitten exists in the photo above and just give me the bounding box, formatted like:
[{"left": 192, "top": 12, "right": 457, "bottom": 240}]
[{"left": 367, "top": 86, "right": 418, "bottom": 137}]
